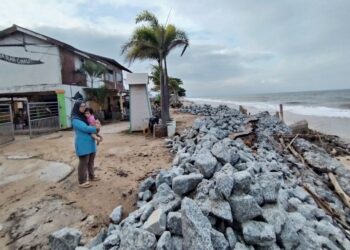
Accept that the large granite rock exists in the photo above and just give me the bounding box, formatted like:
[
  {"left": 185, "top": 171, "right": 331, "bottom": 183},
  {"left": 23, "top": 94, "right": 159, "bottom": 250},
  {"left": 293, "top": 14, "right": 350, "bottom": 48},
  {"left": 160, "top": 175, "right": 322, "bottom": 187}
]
[
  {"left": 214, "top": 163, "right": 235, "bottom": 199},
  {"left": 211, "top": 140, "right": 233, "bottom": 164},
  {"left": 232, "top": 170, "right": 252, "bottom": 194},
  {"left": 229, "top": 195, "right": 262, "bottom": 223},
  {"left": 225, "top": 227, "right": 237, "bottom": 249},
  {"left": 109, "top": 205, "right": 123, "bottom": 224},
  {"left": 139, "top": 177, "right": 155, "bottom": 192},
  {"left": 103, "top": 233, "right": 120, "bottom": 249},
  {"left": 194, "top": 148, "right": 218, "bottom": 178},
  {"left": 181, "top": 197, "right": 214, "bottom": 250},
  {"left": 209, "top": 199, "right": 233, "bottom": 223},
  {"left": 156, "top": 231, "right": 174, "bottom": 250},
  {"left": 258, "top": 173, "right": 281, "bottom": 204},
  {"left": 156, "top": 168, "right": 184, "bottom": 188},
  {"left": 48, "top": 227, "right": 82, "bottom": 250},
  {"left": 152, "top": 183, "right": 181, "bottom": 213},
  {"left": 262, "top": 205, "right": 287, "bottom": 234},
  {"left": 167, "top": 212, "right": 182, "bottom": 236},
  {"left": 210, "top": 229, "right": 229, "bottom": 250},
  {"left": 119, "top": 227, "right": 157, "bottom": 250},
  {"left": 142, "top": 208, "right": 166, "bottom": 236},
  {"left": 279, "top": 212, "right": 306, "bottom": 249},
  {"left": 172, "top": 236, "right": 184, "bottom": 250},
  {"left": 172, "top": 174, "right": 204, "bottom": 195},
  {"left": 87, "top": 228, "right": 107, "bottom": 248},
  {"left": 242, "top": 221, "right": 276, "bottom": 247}
]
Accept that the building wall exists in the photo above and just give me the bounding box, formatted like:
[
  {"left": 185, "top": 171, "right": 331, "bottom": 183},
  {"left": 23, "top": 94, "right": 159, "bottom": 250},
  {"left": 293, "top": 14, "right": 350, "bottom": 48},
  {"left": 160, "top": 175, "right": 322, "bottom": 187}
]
[
  {"left": 0, "top": 32, "right": 62, "bottom": 87},
  {"left": 60, "top": 49, "right": 87, "bottom": 86},
  {"left": 59, "top": 84, "right": 87, "bottom": 127}
]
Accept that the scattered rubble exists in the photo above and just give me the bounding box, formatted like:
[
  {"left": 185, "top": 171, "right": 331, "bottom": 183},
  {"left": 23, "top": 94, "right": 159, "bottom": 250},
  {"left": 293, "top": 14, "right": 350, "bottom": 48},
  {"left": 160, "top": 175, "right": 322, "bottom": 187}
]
[{"left": 50, "top": 104, "right": 350, "bottom": 249}]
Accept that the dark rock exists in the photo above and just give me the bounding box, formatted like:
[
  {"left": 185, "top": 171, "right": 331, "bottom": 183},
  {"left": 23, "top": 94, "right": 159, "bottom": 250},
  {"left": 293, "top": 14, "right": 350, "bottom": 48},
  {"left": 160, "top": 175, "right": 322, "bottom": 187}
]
[
  {"left": 210, "top": 229, "right": 229, "bottom": 250},
  {"left": 139, "top": 177, "right": 155, "bottom": 192},
  {"left": 103, "top": 233, "right": 120, "bottom": 249},
  {"left": 48, "top": 227, "right": 82, "bottom": 250},
  {"left": 167, "top": 212, "right": 182, "bottom": 236}
]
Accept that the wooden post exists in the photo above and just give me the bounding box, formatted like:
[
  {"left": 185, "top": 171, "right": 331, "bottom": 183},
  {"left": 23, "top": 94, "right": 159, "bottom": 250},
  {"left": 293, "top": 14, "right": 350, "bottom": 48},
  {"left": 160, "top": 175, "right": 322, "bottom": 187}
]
[
  {"left": 279, "top": 104, "right": 284, "bottom": 121},
  {"left": 119, "top": 92, "right": 124, "bottom": 120}
]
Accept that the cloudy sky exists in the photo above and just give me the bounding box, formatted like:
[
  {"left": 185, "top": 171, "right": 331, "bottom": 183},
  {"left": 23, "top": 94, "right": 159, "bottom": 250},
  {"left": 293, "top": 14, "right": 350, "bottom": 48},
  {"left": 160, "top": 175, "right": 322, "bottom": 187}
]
[{"left": 1, "top": 0, "right": 349, "bottom": 97}]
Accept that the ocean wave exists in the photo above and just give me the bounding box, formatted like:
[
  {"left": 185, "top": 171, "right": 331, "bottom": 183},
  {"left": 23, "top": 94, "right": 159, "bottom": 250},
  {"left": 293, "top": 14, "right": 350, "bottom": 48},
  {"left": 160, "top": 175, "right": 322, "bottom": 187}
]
[{"left": 187, "top": 98, "right": 350, "bottom": 118}]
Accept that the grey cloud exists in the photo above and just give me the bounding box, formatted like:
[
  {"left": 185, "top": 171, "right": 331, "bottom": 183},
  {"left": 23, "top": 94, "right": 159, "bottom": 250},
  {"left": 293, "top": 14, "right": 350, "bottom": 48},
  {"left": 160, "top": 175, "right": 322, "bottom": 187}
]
[{"left": 4, "top": 0, "right": 350, "bottom": 97}]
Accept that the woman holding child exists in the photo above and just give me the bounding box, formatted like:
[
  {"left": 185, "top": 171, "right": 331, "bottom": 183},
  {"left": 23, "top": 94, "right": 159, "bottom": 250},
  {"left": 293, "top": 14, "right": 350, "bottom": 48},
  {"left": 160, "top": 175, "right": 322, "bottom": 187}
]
[{"left": 71, "top": 101, "right": 101, "bottom": 188}]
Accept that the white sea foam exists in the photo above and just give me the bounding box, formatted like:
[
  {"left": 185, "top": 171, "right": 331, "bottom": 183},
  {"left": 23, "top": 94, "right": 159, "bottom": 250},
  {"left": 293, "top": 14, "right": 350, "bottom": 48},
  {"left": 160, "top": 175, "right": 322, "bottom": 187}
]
[{"left": 187, "top": 97, "right": 350, "bottom": 118}]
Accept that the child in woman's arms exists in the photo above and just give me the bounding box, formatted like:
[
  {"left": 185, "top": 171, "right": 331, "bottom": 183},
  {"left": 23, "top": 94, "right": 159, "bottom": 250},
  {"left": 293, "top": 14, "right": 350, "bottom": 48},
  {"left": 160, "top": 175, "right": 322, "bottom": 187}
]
[{"left": 84, "top": 108, "right": 103, "bottom": 145}]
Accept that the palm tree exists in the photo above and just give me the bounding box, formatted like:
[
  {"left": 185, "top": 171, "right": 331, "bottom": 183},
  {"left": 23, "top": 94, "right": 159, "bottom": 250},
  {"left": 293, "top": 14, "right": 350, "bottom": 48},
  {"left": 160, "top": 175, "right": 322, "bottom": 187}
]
[
  {"left": 121, "top": 10, "right": 189, "bottom": 125},
  {"left": 81, "top": 60, "right": 106, "bottom": 89},
  {"left": 150, "top": 64, "right": 161, "bottom": 92},
  {"left": 150, "top": 65, "right": 184, "bottom": 95}
]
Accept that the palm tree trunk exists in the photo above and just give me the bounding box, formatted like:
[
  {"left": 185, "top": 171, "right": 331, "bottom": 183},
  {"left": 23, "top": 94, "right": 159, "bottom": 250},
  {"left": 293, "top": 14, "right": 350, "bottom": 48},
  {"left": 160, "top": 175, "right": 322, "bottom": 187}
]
[
  {"left": 163, "top": 57, "right": 171, "bottom": 121},
  {"left": 159, "top": 53, "right": 168, "bottom": 126}
]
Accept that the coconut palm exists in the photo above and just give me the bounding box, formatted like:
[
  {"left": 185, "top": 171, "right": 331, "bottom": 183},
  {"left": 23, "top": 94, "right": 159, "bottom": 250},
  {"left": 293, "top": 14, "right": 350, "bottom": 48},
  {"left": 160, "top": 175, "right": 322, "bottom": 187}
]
[
  {"left": 121, "top": 10, "right": 189, "bottom": 125},
  {"left": 150, "top": 64, "right": 184, "bottom": 95},
  {"left": 81, "top": 60, "right": 106, "bottom": 89}
]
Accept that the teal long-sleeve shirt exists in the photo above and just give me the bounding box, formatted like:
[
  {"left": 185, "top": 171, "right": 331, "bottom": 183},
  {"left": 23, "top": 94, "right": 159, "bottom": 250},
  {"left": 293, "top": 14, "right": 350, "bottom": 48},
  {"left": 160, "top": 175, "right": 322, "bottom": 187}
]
[{"left": 72, "top": 118, "right": 97, "bottom": 156}]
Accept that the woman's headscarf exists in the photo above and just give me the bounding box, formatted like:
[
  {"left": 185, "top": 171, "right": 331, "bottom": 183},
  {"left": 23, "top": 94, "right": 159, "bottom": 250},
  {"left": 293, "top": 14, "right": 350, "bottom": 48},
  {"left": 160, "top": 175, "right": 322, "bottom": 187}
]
[{"left": 71, "top": 101, "right": 89, "bottom": 125}]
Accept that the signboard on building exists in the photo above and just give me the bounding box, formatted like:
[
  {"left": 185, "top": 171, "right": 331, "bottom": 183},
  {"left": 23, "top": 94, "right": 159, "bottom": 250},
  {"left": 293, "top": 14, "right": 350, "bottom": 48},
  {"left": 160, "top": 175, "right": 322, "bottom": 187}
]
[{"left": 0, "top": 53, "right": 43, "bottom": 65}]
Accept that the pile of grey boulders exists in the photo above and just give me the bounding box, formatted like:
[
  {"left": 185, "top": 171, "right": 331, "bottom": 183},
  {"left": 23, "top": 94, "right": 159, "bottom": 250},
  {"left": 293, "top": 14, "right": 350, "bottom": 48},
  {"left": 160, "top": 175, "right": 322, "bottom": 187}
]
[{"left": 50, "top": 104, "right": 350, "bottom": 249}]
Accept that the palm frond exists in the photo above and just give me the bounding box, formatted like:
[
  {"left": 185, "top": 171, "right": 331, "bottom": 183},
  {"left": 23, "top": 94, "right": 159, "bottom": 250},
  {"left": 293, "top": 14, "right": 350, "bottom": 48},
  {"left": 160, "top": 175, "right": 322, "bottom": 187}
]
[{"left": 135, "top": 10, "right": 159, "bottom": 28}]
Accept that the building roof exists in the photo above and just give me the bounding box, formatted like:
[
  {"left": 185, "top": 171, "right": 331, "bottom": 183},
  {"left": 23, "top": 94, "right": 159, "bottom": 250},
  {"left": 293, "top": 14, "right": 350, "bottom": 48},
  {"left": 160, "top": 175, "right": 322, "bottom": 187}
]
[{"left": 0, "top": 24, "right": 132, "bottom": 73}]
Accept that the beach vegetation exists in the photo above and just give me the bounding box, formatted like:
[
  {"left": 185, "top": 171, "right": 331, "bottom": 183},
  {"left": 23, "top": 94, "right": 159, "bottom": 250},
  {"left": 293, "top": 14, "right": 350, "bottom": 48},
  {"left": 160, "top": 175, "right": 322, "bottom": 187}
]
[{"left": 121, "top": 10, "right": 189, "bottom": 125}]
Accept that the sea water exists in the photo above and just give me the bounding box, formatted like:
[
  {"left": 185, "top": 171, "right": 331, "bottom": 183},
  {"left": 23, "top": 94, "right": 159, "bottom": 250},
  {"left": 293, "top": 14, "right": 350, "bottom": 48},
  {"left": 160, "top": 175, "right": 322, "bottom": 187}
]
[
  {"left": 188, "top": 89, "right": 350, "bottom": 140},
  {"left": 189, "top": 89, "right": 350, "bottom": 118}
]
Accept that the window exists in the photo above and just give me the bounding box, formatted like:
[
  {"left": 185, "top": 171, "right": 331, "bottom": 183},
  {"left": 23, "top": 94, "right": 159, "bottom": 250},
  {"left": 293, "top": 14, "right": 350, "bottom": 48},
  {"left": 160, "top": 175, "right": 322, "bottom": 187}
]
[{"left": 116, "top": 72, "right": 122, "bottom": 81}]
